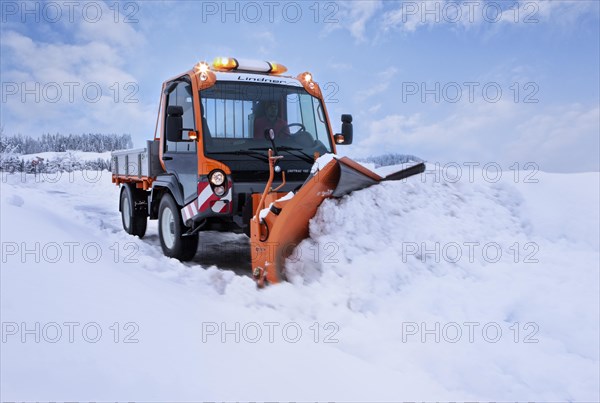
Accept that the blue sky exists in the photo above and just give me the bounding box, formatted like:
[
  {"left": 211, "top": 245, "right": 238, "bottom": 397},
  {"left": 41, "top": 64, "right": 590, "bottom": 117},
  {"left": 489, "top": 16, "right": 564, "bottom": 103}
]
[{"left": 1, "top": 0, "right": 599, "bottom": 172}]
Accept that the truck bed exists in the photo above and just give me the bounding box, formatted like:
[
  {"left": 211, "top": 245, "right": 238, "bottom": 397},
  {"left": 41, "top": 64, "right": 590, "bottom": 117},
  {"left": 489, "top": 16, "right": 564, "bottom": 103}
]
[{"left": 111, "top": 140, "right": 164, "bottom": 188}]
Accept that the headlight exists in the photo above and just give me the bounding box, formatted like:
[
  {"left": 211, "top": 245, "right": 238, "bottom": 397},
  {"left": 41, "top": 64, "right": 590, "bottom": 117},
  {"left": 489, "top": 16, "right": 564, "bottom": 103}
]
[
  {"left": 209, "top": 170, "right": 225, "bottom": 186},
  {"left": 213, "top": 186, "right": 225, "bottom": 196}
]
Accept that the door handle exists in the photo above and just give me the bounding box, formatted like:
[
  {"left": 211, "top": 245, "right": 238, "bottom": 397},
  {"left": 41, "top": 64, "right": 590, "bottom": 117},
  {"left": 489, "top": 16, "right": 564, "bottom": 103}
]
[{"left": 163, "top": 156, "right": 173, "bottom": 161}]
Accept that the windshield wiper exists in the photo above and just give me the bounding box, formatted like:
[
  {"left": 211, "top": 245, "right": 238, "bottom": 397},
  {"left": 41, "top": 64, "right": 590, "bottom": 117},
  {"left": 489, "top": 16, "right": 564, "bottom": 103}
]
[
  {"left": 207, "top": 150, "right": 269, "bottom": 163},
  {"left": 279, "top": 146, "right": 316, "bottom": 164},
  {"left": 249, "top": 146, "right": 315, "bottom": 164}
]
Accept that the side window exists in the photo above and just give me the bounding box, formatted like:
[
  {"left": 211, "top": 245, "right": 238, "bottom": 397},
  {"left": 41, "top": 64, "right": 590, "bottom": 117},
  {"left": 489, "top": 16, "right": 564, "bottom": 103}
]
[
  {"left": 286, "top": 93, "right": 329, "bottom": 142},
  {"left": 286, "top": 93, "right": 303, "bottom": 127},
  {"left": 166, "top": 81, "right": 196, "bottom": 153}
]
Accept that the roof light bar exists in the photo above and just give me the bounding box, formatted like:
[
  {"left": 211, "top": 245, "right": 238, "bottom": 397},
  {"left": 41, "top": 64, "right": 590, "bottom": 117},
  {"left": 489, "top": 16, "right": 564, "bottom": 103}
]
[{"left": 211, "top": 57, "right": 288, "bottom": 75}]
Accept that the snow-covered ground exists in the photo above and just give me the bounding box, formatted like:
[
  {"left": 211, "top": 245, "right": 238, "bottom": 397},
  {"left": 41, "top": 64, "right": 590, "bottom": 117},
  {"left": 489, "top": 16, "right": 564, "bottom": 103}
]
[{"left": 1, "top": 164, "right": 598, "bottom": 401}]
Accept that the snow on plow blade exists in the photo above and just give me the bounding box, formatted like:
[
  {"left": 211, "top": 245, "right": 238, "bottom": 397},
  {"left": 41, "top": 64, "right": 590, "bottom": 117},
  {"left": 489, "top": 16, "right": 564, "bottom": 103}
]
[{"left": 250, "top": 154, "right": 426, "bottom": 286}]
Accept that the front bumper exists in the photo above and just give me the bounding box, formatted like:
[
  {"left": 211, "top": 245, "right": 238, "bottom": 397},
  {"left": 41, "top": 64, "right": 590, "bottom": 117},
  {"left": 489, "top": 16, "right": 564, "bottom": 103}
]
[{"left": 181, "top": 180, "right": 305, "bottom": 227}]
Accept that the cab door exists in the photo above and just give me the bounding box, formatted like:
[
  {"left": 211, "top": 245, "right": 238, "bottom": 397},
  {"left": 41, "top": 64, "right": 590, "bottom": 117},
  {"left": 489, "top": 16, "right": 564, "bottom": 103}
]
[{"left": 163, "top": 80, "right": 199, "bottom": 205}]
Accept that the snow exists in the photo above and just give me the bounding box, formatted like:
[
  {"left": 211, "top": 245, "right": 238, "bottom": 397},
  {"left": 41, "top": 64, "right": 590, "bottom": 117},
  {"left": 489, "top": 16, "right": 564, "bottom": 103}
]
[
  {"left": 1, "top": 163, "right": 598, "bottom": 401},
  {"left": 258, "top": 191, "right": 295, "bottom": 221},
  {"left": 310, "top": 152, "right": 338, "bottom": 173}
]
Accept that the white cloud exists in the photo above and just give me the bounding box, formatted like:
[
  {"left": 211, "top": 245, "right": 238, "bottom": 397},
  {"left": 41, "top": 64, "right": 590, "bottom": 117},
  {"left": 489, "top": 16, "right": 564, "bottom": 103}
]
[
  {"left": 368, "top": 104, "right": 382, "bottom": 114},
  {"left": 252, "top": 31, "right": 278, "bottom": 56},
  {"left": 74, "top": 4, "right": 144, "bottom": 49},
  {"left": 381, "top": 0, "right": 432, "bottom": 33},
  {"left": 356, "top": 67, "right": 398, "bottom": 99},
  {"left": 533, "top": 0, "right": 599, "bottom": 25},
  {"left": 508, "top": 104, "right": 600, "bottom": 172},
  {"left": 327, "top": 1, "right": 383, "bottom": 42},
  {"left": 381, "top": 0, "right": 599, "bottom": 34},
  {"left": 352, "top": 99, "right": 599, "bottom": 173},
  {"left": 1, "top": 3, "right": 154, "bottom": 143}
]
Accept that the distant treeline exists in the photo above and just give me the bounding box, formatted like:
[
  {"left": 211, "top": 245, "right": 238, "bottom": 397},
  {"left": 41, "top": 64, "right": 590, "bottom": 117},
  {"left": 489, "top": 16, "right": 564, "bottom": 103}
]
[
  {"left": 358, "top": 153, "right": 424, "bottom": 168},
  {"left": 0, "top": 132, "right": 132, "bottom": 173},
  {"left": 0, "top": 133, "right": 132, "bottom": 155},
  {"left": 0, "top": 153, "right": 111, "bottom": 174}
]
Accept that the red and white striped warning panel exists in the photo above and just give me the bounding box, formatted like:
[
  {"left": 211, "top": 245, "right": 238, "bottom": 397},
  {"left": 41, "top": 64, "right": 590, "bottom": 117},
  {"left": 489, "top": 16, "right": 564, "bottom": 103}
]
[{"left": 181, "top": 181, "right": 232, "bottom": 222}]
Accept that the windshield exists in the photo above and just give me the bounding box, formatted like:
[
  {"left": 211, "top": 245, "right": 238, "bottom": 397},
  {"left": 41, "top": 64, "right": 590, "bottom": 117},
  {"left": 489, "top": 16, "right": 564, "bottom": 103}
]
[{"left": 199, "top": 82, "right": 333, "bottom": 157}]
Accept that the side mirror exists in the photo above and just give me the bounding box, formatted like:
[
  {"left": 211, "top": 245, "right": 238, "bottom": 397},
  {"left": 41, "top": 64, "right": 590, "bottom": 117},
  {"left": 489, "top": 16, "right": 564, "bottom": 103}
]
[
  {"left": 166, "top": 105, "right": 183, "bottom": 142},
  {"left": 334, "top": 114, "right": 353, "bottom": 145}
]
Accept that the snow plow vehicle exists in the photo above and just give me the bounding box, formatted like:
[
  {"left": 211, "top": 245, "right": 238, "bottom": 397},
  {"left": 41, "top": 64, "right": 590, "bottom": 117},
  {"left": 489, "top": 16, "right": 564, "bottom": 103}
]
[{"left": 111, "top": 57, "right": 425, "bottom": 286}]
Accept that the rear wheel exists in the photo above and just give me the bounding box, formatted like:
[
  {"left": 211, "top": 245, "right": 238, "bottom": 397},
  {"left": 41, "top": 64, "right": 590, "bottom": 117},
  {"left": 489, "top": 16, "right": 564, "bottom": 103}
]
[
  {"left": 121, "top": 185, "right": 147, "bottom": 238},
  {"left": 158, "top": 194, "right": 198, "bottom": 261}
]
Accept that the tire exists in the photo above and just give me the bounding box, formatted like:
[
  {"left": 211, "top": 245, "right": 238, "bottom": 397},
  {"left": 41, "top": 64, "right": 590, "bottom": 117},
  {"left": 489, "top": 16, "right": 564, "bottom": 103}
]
[
  {"left": 121, "top": 185, "right": 147, "bottom": 238},
  {"left": 158, "top": 193, "right": 198, "bottom": 261}
]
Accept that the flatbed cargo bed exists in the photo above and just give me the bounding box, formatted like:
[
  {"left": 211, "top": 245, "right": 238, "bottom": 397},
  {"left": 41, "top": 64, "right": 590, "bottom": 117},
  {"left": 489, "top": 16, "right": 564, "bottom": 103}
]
[{"left": 111, "top": 140, "right": 163, "bottom": 189}]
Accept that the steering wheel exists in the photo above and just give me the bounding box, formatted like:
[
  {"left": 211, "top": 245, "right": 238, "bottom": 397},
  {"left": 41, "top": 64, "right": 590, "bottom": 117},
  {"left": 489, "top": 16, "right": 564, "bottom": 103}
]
[{"left": 280, "top": 123, "right": 306, "bottom": 137}]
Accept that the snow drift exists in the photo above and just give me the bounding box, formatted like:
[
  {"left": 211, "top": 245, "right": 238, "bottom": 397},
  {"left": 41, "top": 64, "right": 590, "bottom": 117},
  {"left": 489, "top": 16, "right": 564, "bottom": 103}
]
[{"left": 1, "top": 163, "right": 598, "bottom": 401}]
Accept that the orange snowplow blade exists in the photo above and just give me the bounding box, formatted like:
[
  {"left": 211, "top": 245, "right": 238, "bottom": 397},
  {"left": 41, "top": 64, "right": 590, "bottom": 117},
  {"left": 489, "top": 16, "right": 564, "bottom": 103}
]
[{"left": 250, "top": 155, "right": 425, "bottom": 286}]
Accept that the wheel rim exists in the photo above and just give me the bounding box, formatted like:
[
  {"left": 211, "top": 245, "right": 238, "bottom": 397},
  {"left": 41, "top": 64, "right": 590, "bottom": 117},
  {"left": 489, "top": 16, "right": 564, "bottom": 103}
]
[
  {"left": 123, "top": 195, "right": 131, "bottom": 228},
  {"left": 161, "top": 206, "right": 175, "bottom": 249}
]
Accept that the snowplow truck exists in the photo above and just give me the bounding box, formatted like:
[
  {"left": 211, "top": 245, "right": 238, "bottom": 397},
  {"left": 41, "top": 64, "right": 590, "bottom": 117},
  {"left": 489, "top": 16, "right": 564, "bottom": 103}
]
[{"left": 112, "top": 57, "right": 425, "bottom": 286}]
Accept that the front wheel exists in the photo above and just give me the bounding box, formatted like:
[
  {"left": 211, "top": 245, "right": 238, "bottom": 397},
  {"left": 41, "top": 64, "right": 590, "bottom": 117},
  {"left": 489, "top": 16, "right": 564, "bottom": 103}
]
[{"left": 158, "top": 194, "right": 198, "bottom": 261}]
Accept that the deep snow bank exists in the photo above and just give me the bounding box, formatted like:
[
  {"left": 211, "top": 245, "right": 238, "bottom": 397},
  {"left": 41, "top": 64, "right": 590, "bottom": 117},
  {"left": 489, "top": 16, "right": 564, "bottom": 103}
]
[{"left": 283, "top": 165, "right": 600, "bottom": 399}]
